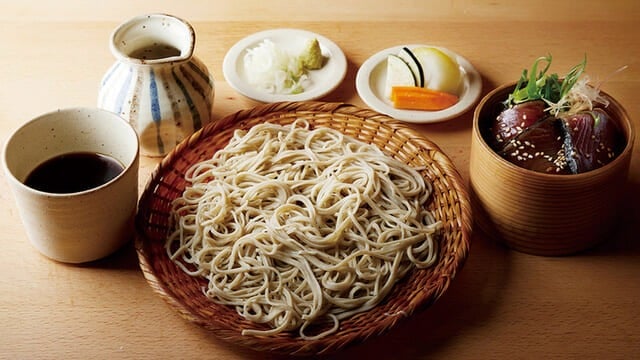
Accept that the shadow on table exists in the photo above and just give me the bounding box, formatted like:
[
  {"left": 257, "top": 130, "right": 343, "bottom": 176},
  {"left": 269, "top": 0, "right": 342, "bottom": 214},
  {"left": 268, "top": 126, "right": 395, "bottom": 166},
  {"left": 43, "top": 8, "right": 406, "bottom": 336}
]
[
  {"left": 316, "top": 227, "right": 514, "bottom": 360},
  {"left": 584, "top": 179, "right": 640, "bottom": 256},
  {"left": 76, "top": 238, "right": 143, "bottom": 270}
]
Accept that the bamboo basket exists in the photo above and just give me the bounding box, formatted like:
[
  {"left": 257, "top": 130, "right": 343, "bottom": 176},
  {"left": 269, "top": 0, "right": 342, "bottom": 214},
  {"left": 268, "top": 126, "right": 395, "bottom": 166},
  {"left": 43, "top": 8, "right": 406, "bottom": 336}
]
[
  {"left": 470, "top": 83, "right": 635, "bottom": 256},
  {"left": 135, "top": 101, "right": 472, "bottom": 355}
]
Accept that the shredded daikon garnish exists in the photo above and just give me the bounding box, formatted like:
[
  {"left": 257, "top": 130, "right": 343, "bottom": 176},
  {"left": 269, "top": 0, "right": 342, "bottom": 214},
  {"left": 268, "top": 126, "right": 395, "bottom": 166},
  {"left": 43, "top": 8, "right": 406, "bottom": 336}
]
[
  {"left": 243, "top": 39, "right": 311, "bottom": 94},
  {"left": 548, "top": 75, "right": 609, "bottom": 117},
  {"left": 507, "top": 55, "right": 619, "bottom": 118}
]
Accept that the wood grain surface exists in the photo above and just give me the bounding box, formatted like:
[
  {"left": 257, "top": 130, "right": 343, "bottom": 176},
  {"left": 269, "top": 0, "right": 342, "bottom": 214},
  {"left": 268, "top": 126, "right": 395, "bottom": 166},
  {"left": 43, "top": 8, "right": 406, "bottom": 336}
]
[{"left": 1, "top": 1, "right": 639, "bottom": 359}]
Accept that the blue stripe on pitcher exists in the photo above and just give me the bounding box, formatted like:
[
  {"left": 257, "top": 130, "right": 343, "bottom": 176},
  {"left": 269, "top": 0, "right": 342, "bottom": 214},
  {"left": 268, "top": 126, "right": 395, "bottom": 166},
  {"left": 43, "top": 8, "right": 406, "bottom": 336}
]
[
  {"left": 173, "top": 66, "right": 201, "bottom": 130},
  {"left": 101, "top": 62, "right": 120, "bottom": 87},
  {"left": 114, "top": 66, "right": 133, "bottom": 116},
  {"left": 149, "top": 68, "right": 165, "bottom": 155}
]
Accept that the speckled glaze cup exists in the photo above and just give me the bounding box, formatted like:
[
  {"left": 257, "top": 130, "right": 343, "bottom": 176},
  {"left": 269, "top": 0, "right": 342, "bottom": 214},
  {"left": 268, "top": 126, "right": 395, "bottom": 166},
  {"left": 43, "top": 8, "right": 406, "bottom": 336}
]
[
  {"left": 2, "top": 108, "right": 140, "bottom": 263},
  {"left": 470, "top": 83, "right": 635, "bottom": 256}
]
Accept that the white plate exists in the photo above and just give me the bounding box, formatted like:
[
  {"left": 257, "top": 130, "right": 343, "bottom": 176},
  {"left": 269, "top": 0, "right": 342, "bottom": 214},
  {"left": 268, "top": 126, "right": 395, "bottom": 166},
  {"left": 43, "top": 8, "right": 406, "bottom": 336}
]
[
  {"left": 356, "top": 45, "right": 482, "bottom": 123},
  {"left": 222, "top": 29, "right": 348, "bottom": 103}
]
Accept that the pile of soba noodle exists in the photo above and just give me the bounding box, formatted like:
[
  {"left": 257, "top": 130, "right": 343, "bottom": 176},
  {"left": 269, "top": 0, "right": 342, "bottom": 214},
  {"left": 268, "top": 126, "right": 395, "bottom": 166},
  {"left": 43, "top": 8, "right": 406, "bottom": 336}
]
[{"left": 166, "top": 119, "right": 441, "bottom": 340}]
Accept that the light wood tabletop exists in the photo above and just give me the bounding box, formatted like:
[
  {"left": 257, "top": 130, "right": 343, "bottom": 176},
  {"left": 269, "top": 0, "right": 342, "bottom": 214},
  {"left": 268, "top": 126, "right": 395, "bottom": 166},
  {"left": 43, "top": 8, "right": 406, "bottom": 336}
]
[{"left": 1, "top": 1, "right": 639, "bottom": 359}]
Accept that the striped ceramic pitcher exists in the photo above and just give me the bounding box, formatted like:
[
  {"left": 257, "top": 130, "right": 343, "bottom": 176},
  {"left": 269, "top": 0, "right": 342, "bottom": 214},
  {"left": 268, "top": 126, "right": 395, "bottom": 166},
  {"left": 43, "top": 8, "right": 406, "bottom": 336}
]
[{"left": 98, "top": 13, "right": 215, "bottom": 157}]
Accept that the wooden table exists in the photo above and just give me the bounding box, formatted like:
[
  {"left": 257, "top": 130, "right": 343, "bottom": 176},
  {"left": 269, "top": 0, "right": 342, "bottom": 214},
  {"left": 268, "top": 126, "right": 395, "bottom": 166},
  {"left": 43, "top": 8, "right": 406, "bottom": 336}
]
[{"left": 1, "top": 1, "right": 639, "bottom": 358}]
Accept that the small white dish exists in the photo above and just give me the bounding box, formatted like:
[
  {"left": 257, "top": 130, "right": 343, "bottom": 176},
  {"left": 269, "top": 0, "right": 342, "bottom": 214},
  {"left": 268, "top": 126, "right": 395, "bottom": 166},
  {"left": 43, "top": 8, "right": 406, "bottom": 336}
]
[
  {"left": 356, "top": 45, "right": 482, "bottom": 123},
  {"left": 222, "top": 28, "right": 347, "bottom": 103}
]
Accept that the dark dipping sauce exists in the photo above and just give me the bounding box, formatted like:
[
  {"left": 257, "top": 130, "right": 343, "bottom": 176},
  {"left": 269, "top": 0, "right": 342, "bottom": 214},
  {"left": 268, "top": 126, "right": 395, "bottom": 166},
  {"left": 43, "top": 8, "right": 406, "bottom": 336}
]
[
  {"left": 24, "top": 152, "right": 124, "bottom": 193},
  {"left": 128, "top": 43, "right": 181, "bottom": 60}
]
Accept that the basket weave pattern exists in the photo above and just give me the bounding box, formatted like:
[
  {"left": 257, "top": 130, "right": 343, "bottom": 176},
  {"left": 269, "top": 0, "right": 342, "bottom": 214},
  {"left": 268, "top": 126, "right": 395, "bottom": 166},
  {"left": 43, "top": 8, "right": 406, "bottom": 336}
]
[{"left": 135, "top": 101, "right": 472, "bottom": 355}]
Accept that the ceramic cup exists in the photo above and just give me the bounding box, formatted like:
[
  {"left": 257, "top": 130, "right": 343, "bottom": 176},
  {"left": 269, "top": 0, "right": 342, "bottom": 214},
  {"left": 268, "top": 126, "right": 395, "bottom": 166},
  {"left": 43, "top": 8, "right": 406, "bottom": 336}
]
[{"left": 2, "top": 107, "right": 140, "bottom": 263}]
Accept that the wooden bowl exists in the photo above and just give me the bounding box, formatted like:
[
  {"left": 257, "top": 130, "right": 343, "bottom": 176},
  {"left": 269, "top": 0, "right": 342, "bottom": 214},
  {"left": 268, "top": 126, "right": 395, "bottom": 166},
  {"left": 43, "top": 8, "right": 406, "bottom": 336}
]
[
  {"left": 469, "top": 83, "right": 635, "bottom": 256},
  {"left": 135, "top": 101, "right": 472, "bottom": 355}
]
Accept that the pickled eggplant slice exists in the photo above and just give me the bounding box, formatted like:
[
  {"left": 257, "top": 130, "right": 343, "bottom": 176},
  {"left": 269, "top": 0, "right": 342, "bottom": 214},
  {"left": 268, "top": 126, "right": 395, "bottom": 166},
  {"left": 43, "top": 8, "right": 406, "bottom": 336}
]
[
  {"left": 563, "top": 108, "right": 625, "bottom": 172},
  {"left": 490, "top": 100, "right": 546, "bottom": 151},
  {"left": 499, "top": 115, "right": 577, "bottom": 174}
]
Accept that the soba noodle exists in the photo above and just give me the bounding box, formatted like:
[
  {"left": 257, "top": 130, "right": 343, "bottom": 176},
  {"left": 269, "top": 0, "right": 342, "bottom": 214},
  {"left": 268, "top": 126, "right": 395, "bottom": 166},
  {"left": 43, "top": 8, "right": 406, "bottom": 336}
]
[{"left": 166, "top": 119, "right": 441, "bottom": 340}]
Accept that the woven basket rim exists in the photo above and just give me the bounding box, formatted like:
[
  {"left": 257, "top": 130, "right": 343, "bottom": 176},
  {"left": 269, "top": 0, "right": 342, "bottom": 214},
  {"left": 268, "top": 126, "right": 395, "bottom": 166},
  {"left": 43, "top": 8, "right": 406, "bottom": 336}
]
[{"left": 135, "top": 101, "right": 472, "bottom": 356}]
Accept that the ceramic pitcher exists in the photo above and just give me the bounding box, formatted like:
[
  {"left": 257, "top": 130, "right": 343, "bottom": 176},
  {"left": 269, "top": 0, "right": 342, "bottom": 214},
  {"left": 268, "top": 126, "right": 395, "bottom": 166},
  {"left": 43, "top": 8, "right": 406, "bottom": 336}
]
[{"left": 98, "top": 13, "right": 215, "bottom": 157}]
